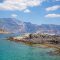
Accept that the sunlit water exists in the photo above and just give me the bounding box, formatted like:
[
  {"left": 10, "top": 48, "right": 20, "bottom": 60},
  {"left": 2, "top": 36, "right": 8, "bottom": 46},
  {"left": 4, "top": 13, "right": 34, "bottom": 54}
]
[{"left": 0, "top": 34, "right": 60, "bottom": 60}]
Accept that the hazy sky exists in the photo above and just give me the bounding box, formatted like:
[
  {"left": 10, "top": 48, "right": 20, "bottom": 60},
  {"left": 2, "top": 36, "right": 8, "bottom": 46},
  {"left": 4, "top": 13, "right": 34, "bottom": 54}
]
[{"left": 0, "top": 0, "right": 60, "bottom": 25}]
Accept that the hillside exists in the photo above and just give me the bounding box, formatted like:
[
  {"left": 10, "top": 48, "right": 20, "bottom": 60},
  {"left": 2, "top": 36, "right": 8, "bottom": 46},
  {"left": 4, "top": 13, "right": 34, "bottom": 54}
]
[
  {"left": 37, "top": 24, "right": 60, "bottom": 35},
  {"left": 0, "top": 18, "right": 26, "bottom": 33},
  {"left": 0, "top": 18, "right": 60, "bottom": 35}
]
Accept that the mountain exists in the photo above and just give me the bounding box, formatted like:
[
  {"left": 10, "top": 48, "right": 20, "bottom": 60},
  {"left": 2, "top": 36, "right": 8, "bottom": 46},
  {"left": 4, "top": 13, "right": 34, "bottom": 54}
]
[
  {"left": 0, "top": 18, "right": 60, "bottom": 35},
  {"left": 37, "top": 24, "right": 60, "bottom": 35},
  {"left": 0, "top": 18, "right": 38, "bottom": 34},
  {"left": 0, "top": 18, "right": 26, "bottom": 33},
  {"left": 24, "top": 22, "right": 39, "bottom": 33}
]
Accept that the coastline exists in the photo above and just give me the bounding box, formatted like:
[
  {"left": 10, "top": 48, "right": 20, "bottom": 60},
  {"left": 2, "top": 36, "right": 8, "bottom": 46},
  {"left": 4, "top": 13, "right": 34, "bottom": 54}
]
[
  {"left": 7, "top": 34, "right": 60, "bottom": 55},
  {"left": 0, "top": 31, "right": 11, "bottom": 34}
]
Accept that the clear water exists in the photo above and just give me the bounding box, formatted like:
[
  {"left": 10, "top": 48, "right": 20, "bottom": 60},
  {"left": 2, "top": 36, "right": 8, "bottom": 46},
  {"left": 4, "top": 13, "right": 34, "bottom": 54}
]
[{"left": 0, "top": 34, "right": 60, "bottom": 60}]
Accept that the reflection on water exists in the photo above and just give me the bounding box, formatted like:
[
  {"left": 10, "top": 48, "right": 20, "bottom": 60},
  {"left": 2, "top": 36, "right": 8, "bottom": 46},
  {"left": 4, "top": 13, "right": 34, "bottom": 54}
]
[{"left": 0, "top": 34, "right": 60, "bottom": 60}]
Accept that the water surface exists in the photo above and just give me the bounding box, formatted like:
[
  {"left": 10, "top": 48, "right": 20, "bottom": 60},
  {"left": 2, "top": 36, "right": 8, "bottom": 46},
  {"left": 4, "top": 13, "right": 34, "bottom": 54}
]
[{"left": 0, "top": 34, "right": 60, "bottom": 60}]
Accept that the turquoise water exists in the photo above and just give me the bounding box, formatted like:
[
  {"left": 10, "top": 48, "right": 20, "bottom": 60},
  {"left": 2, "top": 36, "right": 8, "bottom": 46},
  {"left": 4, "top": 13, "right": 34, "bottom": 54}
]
[{"left": 0, "top": 34, "right": 60, "bottom": 60}]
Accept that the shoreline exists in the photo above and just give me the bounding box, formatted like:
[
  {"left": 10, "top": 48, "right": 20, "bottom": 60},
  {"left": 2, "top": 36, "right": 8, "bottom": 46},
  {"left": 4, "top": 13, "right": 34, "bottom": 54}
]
[
  {"left": 7, "top": 34, "right": 60, "bottom": 55},
  {"left": 0, "top": 32, "right": 11, "bottom": 34}
]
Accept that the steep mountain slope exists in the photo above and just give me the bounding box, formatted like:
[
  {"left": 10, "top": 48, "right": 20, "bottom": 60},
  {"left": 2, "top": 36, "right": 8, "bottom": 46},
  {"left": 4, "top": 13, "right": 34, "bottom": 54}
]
[
  {"left": 0, "top": 18, "right": 25, "bottom": 33},
  {"left": 0, "top": 18, "right": 60, "bottom": 35},
  {"left": 37, "top": 24, "right": 60, "bottom": 35},
  {"left": 24, "top": 22, "right": 38, "bottom": 33}
]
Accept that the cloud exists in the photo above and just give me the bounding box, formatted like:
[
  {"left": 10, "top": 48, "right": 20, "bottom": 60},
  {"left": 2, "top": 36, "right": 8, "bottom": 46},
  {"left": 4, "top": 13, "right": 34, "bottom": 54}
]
[
  {"left": 24, "top": 9, "right": 31, "bottom": 13},
  {"left": 11, "top": 14, "right": 17, "bottom": 18},
  {"left": 46, "top": 5, "right": 60, "bottom": 11},
  {"left": 0, "top": 0, "right": 45, "bottom": 12},
  {"left": 45, "top": 14, "right": 60, "bottom": 18}
]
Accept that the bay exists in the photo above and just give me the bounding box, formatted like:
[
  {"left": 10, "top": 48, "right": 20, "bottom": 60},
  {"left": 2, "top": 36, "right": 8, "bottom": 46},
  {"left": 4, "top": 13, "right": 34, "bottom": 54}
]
[{"left": 0, "top": 34, "right": 60, "bottom": 60}]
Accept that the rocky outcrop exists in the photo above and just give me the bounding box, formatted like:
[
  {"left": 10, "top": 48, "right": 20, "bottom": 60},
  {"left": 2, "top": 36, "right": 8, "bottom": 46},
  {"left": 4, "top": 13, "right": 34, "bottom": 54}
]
[
  {"left": 8, "top": 33, "right": 60, "bottom": 55},
  {"left": 8, "top": 33, "right": 60, "bottom": 44}
]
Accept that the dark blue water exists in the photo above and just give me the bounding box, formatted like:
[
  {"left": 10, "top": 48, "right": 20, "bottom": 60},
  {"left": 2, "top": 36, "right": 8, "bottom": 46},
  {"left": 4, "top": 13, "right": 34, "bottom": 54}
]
[{"left": 0, "top": 34, "right": 60, "bottom": 60}]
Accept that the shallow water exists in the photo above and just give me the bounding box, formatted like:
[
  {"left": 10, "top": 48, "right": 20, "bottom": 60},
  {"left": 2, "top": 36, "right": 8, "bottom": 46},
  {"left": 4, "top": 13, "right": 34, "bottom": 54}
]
[{"left": 0, "top": 34, "right": 60, "bottom": 60}]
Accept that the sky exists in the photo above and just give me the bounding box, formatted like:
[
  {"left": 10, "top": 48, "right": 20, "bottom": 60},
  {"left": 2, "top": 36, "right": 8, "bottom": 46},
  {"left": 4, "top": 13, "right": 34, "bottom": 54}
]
[{"left": 0, "top": 0, "right": 60, "bottom": 25}]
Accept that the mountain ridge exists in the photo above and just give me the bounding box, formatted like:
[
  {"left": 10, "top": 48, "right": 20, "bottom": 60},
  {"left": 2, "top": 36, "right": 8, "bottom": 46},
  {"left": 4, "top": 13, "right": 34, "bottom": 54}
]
[{"left": 0, "top": 18, "right": 60, "bottom": 35}]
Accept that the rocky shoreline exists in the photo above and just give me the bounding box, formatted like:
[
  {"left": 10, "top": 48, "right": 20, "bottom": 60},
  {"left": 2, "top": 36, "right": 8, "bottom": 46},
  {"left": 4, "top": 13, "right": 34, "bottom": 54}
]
[{"left": 7, "top": 33, "right": 60, "bottom": 55}]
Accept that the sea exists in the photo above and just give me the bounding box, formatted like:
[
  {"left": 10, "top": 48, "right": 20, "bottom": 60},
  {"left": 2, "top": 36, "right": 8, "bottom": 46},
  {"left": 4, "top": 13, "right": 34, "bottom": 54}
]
[{"left": 0, "top": 34, "right": 60, "bottom": 60}]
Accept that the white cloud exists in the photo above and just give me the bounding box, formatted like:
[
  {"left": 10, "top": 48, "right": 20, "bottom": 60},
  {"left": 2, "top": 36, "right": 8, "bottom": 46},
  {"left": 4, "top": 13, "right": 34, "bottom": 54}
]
[
  {"left": 45, "top": 14, "right": 60, "bottom": 18},
  {"left": 11, "top": 14, "right": 17, "bottom": 18},
  {"left": 24, "top": 9, "right": 30, "bottom": 13},
  {"left": 46, "top": 5, "right": 60, "bottom": 11},
  {"left": 0, "top": 0, "right": 45, "bottom": 12}
]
